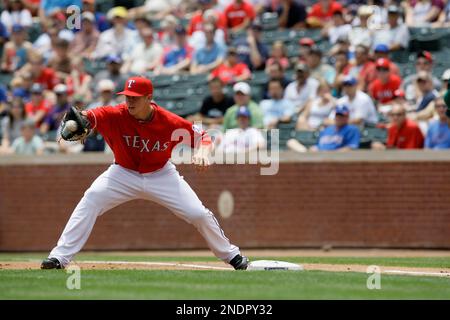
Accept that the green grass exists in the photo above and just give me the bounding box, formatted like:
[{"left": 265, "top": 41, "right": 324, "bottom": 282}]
[
  {"left": 1, "top": 253, "right": 450, "bottom": 299},
  {"left": 1, "top": 269, "right": 450, "bottom": 299},
  {"left": 0, "top": 252, "right": 449, "bottom": 269}
]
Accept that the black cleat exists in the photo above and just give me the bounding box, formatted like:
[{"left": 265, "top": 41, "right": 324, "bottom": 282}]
[
  {"left": 41, "top": 257, "right": 63, "bottom": 269},
  {"left": 229, "top": 254, "right": 249, "bottom": 270}
]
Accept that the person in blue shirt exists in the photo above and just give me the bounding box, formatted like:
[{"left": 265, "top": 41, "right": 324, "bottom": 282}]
[
  {"left": 313, "top": 105, "right": 360, "bottom": 151},
  {"left": 190, "top": 23, "right": 226, "bottom": 75},
  {"left": 0, "top": 21, "right": 9, "bottom": 43},
  {"left": 425, "top": 98, "right": 450, "bottom": 150},
  {"left": 232, "top": 21, "right": 269, "bottom": 71}
]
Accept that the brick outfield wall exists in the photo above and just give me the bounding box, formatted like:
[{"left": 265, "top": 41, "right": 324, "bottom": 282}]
[{"left": 1, "top": 155, "right": 450, "bottom": 251}]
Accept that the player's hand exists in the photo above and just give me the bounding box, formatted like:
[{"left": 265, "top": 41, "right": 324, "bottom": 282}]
[{"left": 192, "top": 147, "right": 211, "bottom": 171}]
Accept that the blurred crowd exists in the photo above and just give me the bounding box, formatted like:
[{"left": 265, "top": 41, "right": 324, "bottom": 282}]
[{"left": 0, "top": 0, "right": 450, "bottom": 156}]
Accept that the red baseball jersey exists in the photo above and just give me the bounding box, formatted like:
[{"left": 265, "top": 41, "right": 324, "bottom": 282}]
[
  {"left": 224, "top": 1, "right": 256, "bottom": 28},
  {"left": 369, "top": 74, "right": 402, "bottom": 104},
  {"left": 86, "top": 102, "right": 209, "bottom": 173}
]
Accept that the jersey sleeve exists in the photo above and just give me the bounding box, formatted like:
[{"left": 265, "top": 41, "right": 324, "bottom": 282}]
[{"left": 85, "top": 106, "right": 115, "bottom": 134}]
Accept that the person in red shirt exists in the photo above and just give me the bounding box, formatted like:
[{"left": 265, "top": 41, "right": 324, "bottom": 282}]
[
  {"left": 209, "top": 47, "right": 251, "bottom": 84},
  {"left": 188, "top": 0, "right": 227, "bottom": 35},
  {"left": 41, "top": 76, "right": 249, "bottom": 271},
  {"left": 386, "top": 103, "right": 424, "bottom": 149},
  {"left": 224, "top": 0, "right": 256, "bottom": 33},
  {"left": 25, "top": 52, "right": 59, "bottom": 90},
  {"left": 307, "top": 0, "right": 344, "bottom": 27},
  {"left": 369, "top": 58, "right": 402, "bottom": 105},
  {"left": 373, "top": 44, "right": 400, "bottom": 76},
  {"left": 24, "top": 83, "right": 52, "bottom": 127}
]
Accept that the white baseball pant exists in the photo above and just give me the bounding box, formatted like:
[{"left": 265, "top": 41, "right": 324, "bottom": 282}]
[{"left": 49, "top": 161, "right": 240, "bottom": 266}]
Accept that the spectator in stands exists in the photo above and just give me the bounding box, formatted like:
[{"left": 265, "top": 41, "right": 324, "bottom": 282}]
[
  {"left": 65, "top": 57, "right": 92, "bottom": 102},
  {"left": 332, "top": 75, "right": 378, "bottom": 126},
  {"left": 348, "top": 5, "right": 373, "bottom": 49},
  {"left": 262, "top": 61, "right": 290, "bottom": 99},
  {"left": 46, "top": 9, "right": 75, "bottom": 42},
  {"left": 382, "top": 103, "right": 424, "bottom": 149},
  {"left": 5, "top": 118, "right": 44, "bottom": 155},
  {"left": 122, "top": 27, "right": 164, "bottom": 75},
  {"left": 92, "top": 6, "right": 136, "bottom": 59},
  {"left": 1, "top": 0, "right": 32, "bottom": 33},
  {"left": 70, "top": 12, "right": 100, "bottom": 59},
  {"left": 0, "top": 21, "right": 8, "bottom": 47},
  {"left": 296, "top": 37, "right": 315, "bottom": 64},
  {"left": 188, "top": 0, "right": 227, "bottom": 36},
  {"left": 284, "top": 62, "right": 319, "bottom": 114},
  {"left": 32, "top": 23, "right": 59, "bottom": 61},
  {"left": 408, "top": 71, "right": 440, "bottom": 123},
  {"left": 425, "top": 97, "right": 450, "bottom": 149},
  {"left": 223, "top": 82, "right": 264, "bottom": 130},
  {"left": 296, "top": 81, "right": 336, "bottom": 130},
  {"left": 82, "top": 0, "right": 110, "bottom": 32},
  {"left": 0, "top": 99, "right": 26, "bottom": 152},
  {"left": 278, "top": 0, "right": 307, "bottom": 29},
  {"left": 87, "top": 79, "right": 117, "bottom": 110},
  {"left": 40, "top": 83, "right": 70, "bottom": 135},
  {"left": 92, "top": 55, "right": 128, "bottom": 96},
  {"left": 209, "top": 47, "right": 251, "bottom": 84},
  {"left": 405, "top": 0, "right": 444, "bottom": 26},
  {"left": 348, "top": 45, "right": 376, "bottom": 92},
  {"left": 321, "top": 9, "right": 352, "bottom": 45},
  {"left": 266, "top": 41, "right": 289, "bottom": 72},
  {"left": 48, "top": 38, "right": 71, "bottom": 79},
  {"left": 188, "top": 77, "right": 234, "bottom": 126},
  {"left": 305, "top": 47, "right": 336, "bottom": 86},
  {"left": 332, "top": 50, "right": 351, "bottom": 96},
  {"left": 402, "top": 51, "right": 442, "bottom": 103},
  {"left": 224, "top": 0, "right": 256, "bottom": 34},
  {"left": 189, "top": 8, "right": 226, "bottom": 51},
  {"left": 232, "top": 20, "right": 268, "bottom": 71},
  {"left": 307, "top": 0, "right": 344, "bottom": 28},
  {"left": 20, "top": 52, "right": 59, "bottom": 91},
  {"left": 372, "top": 44, "right": 400, "bottom": 75},
  {"left": 369, "top": 58, "right": 402, "bottom": 105},
  {"left": 190, "top": 23, "right": 226, "bottom": 75},
  {"left": 217, "top": 106, "right": 266, "bottom": 153},
  {"left": 0, "top": 86, "right": 7, "bottom": 112},
  {"left": 25, "top": 83, "right": 52, "bottom": 127},
  {"left": 288, "top": 105, "right": 360, "bottom": 152},
  {"left": 157, "top": 15, "right": 178, "bottom": 50},
  {"left": 1, "top": 24, "right": 32, "bottom": 73},
  {"left": 157, "top": 25, "right": 193, "bottom": 75},
  {"left": 260, "top": 79, "right": 296, "bottom": 129},
  {"left": 373, "top": 5, "right": 410, "bottom": 51}
]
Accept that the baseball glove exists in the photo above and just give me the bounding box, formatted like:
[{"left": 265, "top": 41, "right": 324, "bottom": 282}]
[{"left": 60, "top": 106, "right": 91, "bottom": 141}]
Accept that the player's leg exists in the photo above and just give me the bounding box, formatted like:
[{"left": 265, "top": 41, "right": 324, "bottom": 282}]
[
  {"left": 43, "top": 165, "right": 141, "bottom": 268},
  {"left": 141, "top": 162, "right": 246, "bottom": 269}
]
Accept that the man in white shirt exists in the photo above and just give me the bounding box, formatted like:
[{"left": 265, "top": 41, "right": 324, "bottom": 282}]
[
  {"left": 93, "top": 7, "right": 137, "bottom": 59},
  {"left": 329, "top": 75, "right": 378, "bottom": 125},
  {"left": 373, "top": 5, "right": 410, "bottom": 51},
  {"left": 284, "top": 63, "right": 319, "bottom": 114},
  {"left": 121, "top": 27, "right": 164, "bottom": 74}
]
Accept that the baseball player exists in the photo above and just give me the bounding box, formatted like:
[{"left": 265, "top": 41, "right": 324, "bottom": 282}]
[{"left": 40, "top": 76, "right": 248, "bottom": 270}]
